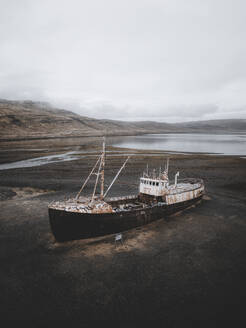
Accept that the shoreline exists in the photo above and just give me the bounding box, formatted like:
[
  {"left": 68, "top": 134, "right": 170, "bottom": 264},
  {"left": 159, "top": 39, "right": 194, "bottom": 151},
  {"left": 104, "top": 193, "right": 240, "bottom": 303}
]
[
  {"left": 0, "top": 146, "right": 245, "bottom": 168},
  {"left": 1, "top": 130, "right": 246, "bottom": 143}
]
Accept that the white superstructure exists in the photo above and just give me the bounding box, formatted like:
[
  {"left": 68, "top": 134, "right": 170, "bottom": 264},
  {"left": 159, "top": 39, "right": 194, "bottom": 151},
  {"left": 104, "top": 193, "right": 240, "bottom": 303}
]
[
  {"left": 139, "top": 159, "right": 204, "bottom": 204},
  {"left": 139, "top": 160, "right": 170, "bottom": 197},
  {"left": 139, "top": 177, "right": 169, "bottom": 196}
]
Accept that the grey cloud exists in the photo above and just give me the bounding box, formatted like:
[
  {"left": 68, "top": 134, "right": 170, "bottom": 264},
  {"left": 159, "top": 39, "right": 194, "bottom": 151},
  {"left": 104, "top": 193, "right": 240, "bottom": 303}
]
[{"left": 0, "top": 0, "right": 246, "bottom": 122}]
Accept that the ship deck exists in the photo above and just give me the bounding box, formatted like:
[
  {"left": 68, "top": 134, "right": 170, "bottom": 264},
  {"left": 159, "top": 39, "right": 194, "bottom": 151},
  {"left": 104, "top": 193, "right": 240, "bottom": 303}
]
[
  {"left": 48, "top": 179, "right": 204, "bottom": 215},
  {"left": 48, "top": 195, "right": 150, "bottom": 214}
]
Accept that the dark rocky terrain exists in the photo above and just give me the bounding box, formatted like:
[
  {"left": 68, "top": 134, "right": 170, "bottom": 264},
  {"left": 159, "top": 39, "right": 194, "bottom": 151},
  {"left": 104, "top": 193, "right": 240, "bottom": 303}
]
[
  {"left": 1, "top": 99, "right": 245, "bottom": 140},
  {"left": 0, "top": 138, "right": 246, "bottom": 327}
]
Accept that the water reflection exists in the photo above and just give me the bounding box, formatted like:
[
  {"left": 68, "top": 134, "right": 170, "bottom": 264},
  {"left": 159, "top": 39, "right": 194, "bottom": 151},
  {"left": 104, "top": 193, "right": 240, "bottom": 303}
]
[{"left": 109, "top": 134, "right": 246, "bottom": 155}]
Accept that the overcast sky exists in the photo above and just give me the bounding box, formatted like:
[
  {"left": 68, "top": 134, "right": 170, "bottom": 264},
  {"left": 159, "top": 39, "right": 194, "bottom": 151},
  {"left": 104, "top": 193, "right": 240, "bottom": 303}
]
[{"left": 0, "top": 0, "right": 246, "bottom": 122}]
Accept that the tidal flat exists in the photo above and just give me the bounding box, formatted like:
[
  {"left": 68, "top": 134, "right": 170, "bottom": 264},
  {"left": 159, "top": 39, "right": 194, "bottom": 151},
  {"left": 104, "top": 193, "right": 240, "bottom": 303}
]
[{"left": 0, "top": 137, "right": 246, "bottom": 328}]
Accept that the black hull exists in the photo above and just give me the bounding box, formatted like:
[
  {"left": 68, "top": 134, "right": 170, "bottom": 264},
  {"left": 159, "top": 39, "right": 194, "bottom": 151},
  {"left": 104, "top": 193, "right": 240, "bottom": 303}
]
[{"left": 49, "top": 196, "right": 203, "bottom": 242}]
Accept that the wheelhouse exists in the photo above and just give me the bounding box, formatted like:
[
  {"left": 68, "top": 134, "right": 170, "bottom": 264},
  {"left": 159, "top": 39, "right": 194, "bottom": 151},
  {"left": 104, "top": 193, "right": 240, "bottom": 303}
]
[{"left": 139, "top": 177, "right": 169, "bottom": 196}]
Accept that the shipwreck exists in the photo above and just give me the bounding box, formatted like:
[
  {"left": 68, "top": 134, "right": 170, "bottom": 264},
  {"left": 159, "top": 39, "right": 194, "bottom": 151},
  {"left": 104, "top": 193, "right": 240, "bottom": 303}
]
[{"left": 48, "top": 140, "right": 204, "bottom": 241}]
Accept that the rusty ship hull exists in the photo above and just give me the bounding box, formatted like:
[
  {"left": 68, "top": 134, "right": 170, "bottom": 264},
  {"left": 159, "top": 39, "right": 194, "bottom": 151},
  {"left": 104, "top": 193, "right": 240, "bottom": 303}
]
[{"left": 49, "top": 194, "right": 203, "bottom": 242}]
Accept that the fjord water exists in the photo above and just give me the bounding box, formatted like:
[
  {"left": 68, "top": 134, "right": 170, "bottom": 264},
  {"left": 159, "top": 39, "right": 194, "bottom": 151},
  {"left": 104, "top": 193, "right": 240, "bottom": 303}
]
[{"left": 111, "top": 134, "right": 246, "bottom": 155}]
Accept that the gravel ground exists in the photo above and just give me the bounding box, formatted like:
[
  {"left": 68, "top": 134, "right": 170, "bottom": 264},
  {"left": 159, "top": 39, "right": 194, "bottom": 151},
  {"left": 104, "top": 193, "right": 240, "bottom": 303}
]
[{"left": 0, "top": 139, "right": 246, "bottom": 328}]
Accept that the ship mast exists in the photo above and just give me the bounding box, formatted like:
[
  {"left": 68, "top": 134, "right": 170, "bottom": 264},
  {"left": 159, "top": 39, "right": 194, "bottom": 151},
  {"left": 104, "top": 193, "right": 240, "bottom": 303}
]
[
  {"left": 91, "top": 154, "right": 103, "bottom": 202},
  {"left": 75, "top": 155, "right": 101, "bottom": 200},
  {"left": 76, "top": 138, "right": 129, "bottom": 202},
  {"left": 100, "top": 138, "right": 105, "bottom": 200}
]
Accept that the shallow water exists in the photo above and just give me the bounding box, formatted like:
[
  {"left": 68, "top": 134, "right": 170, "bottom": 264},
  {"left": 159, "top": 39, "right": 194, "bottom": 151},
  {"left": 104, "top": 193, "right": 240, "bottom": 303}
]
[
  {"left": 110, "top": 134, "right": 246, "bottom": 155},
  {"left": 0, "top": 151, "right": 81, "bottom": 170},
  {"left": 1, "top": 133, "right": 245, "bottom": 170},
  {"left": 0, "top": 151, "right": 172, "bottom": 171}
]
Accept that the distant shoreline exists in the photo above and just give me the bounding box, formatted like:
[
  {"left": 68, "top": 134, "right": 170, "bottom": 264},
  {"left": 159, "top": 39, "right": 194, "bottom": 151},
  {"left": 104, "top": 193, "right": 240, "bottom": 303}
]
[{"left": 1, "top": 131, "right": 246, "bottom": 143}]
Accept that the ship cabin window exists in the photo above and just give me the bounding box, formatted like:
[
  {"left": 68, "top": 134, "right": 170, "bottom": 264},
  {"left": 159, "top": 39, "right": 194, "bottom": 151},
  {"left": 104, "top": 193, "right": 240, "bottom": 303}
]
[{"left": 156, "top": 182, "right": 159, "bottom": 186}]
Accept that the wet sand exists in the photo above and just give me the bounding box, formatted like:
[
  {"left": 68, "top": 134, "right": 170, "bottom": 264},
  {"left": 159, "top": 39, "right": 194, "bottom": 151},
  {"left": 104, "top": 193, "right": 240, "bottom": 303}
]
[{"left": 0, "top": 138, "right": 246, "bottom": 328}]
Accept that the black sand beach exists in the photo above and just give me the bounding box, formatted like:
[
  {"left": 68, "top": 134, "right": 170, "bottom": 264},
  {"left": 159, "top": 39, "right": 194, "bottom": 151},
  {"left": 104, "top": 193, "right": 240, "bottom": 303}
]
[{"left": 1, "top": 138, "right": 246, "bottom": 328}]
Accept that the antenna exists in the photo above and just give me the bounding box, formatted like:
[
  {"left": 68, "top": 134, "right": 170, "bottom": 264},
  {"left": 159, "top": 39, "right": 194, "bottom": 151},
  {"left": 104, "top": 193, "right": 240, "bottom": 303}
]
[
  {"left": 175, "top": 171, "right": 179, "bottom": 187},
  {"left": 100, "top": 137, "right": 105, "bottom": 200},
  {"left": 166, "top": 157, "right": 169, "bottom": 174}
]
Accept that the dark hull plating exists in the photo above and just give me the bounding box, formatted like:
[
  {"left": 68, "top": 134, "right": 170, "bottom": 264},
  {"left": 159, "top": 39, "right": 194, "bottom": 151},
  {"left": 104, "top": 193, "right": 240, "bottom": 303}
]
[{"left": 49, "top": 196, "right": 203, "bottom": 242}]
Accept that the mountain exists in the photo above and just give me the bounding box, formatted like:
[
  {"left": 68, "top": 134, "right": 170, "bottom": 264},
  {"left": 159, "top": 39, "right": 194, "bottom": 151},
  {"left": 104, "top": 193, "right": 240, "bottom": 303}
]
[
  {"left": 0, "top": 99, "right": 245, "bottom": 140},
  {"left": 175, "top": 119, "right": 246, "bottom": 133}
]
